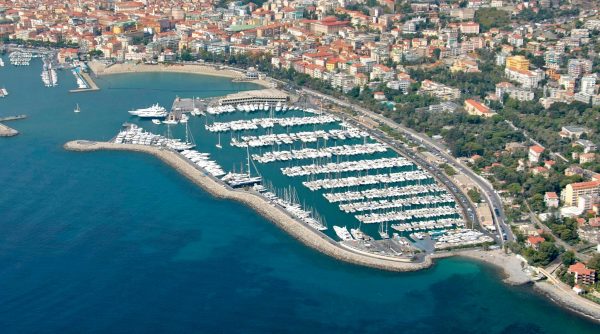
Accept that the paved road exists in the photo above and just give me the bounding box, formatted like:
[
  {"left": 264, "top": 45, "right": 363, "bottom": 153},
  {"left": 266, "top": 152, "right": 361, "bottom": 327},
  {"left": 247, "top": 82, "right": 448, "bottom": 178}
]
[
  {"left": 526, "top": 203, "right": 590, "bottom": 262},
  {"left": 504, "top": 120, "right": 568, "bottom": 163},
  {"left": 335, "top": 112, "right": 482, "bottom": 231},
  {"left": 301, "top": 88, "right": 512, "bottom": 244}
]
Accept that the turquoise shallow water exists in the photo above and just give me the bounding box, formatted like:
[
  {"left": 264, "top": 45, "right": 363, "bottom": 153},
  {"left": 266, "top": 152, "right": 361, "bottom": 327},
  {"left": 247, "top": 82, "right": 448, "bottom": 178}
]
[{"left": 0, "top": 57, "right": 598, "bottom": 333}]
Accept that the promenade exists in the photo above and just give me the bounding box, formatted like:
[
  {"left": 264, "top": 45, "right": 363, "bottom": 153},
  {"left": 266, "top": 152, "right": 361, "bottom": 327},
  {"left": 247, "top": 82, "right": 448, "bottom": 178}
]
[{"left": 63, "top": 140, "right": 435, "bottom": 272}]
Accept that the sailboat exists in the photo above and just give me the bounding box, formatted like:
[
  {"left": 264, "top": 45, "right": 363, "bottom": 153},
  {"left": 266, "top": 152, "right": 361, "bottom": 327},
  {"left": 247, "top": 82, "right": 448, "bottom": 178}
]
[
  {"left": 216, "top": 132, "right": 222, "bottom": 149},
  {"left": 74, "top": 103, "right": 80, "bottom": 113}
]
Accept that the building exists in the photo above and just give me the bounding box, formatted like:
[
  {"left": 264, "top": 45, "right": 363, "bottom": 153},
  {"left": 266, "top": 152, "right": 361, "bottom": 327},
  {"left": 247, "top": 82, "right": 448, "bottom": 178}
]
[
  {"left": 580, "top": 153, "right": 596, "bottom": 164},
  {"left": 568, "top": 262, "right": 597, "bottom": 285},
  {"left": 568, "top": 59, "right": 593, "bottom": 78},
  {"left": 528, "top": 145, "right": 545, "bottom": 163},
  {"left": 459, "top": 22, "right": 480, "bottom": 34},
  {"left": 561, "top": 181, "right": 600, "bottom": 206},
  {"left": 545, "top": 192, "right": 559, "bottom": 208},
  {"left": 526, "top": 235, "right": 545, "bottom": 250},
  {"left": 219, "top": 89, "right": 288, "bottom": 106},
  {"left": 464, "top": 99, "right": 496, "bottom": 117},
  {"left": 560, "top": 126, "right": 586, "bottom": 139},
  {"left": 580, "top": 74, "right": 597, "bottom": 95},
  {"left": 505, "top": 55, "right": 530, "bottom": 71},
  {"left": 495, "top": 82, "right": 534, "bottom": 101},
  {"left": 420, "top": 80, "right": 461, "bottom": 101},
  {"left": 505, "top": 68, "right": 543, "bottom": 88}
]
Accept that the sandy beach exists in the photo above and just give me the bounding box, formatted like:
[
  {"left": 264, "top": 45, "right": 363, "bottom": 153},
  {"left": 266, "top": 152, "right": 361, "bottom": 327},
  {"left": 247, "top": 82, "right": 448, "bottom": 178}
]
[
  {"left": 64, "top": 140, "right": 434, "bottom": 272},
  {"left": 435, "top": 248, "right": 533, "bottom": 285},
  {"left": 88, "top": 61, "right": 273, "bottom": 88}
]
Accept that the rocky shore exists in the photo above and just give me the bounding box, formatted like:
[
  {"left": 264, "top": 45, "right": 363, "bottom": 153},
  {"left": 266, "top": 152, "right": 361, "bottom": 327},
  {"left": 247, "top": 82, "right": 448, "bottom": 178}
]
[
  {"left": 64, "top": 140, "right": 434, "bottom": 272},
  {"left": 534, "top": 280, "right": 600, "bottom": 323}
]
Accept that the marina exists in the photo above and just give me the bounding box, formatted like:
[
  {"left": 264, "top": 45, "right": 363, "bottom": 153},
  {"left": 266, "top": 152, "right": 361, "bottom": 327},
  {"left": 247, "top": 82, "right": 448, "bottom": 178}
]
[
  {"left": 97, "top": 88, "right": 468, "bottom": 254},
  {"left": 2, "top": 55, "right": 598, "bottom": 334},
  {"left": 142, "top": 90, "right": 467, "bottom": 252},
  {"left": 230, "top": 127, "right": 371, "bottom": 148}
]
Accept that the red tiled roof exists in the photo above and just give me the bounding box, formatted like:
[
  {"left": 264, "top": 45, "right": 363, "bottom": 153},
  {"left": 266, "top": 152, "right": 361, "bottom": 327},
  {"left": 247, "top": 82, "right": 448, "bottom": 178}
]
[{"left": 569, "top": 262, "right": 596, "bottom": 276}]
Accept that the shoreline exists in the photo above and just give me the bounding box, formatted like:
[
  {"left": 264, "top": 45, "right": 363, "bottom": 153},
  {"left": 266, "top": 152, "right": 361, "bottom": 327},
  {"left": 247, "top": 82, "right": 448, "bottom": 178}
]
[
  {"left": 87, "top": 61, "right": 273, "bottom": 88},
  {"left": 63, "top": 140, "right": 600, "bottom": 323},
  {"left": 534, "top": 281, "right": 600, "bottom": 322},
  {"left": 63, "top": 140, "right": 434, "bottom": 272}
]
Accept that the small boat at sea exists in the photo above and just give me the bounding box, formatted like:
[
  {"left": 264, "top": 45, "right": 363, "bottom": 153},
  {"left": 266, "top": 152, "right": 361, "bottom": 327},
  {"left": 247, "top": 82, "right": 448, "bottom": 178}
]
[
  {"left": 74, "top": 103, "right": 80, "bottom": 113},
  {"left": 152, "top": 119, "right": 161, "bottom": 125}
]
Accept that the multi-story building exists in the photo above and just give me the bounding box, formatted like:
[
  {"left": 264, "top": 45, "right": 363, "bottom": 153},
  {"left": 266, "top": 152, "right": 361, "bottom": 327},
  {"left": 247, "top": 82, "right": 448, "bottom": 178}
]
[
  {"left": 561, "top": 181, "right": 600, "bottom": 206},
  {"left": 567, "top": 58, "right": 593, "bottom": 78},
  {"left": 568, "top": 262, "right": 597, "bottom": 285},
  {"left": 464, "top": 99, "right": 496, "bottom": 117},
  {"left": 580, "top": 74, "right": 597, "bottom": 95},
  {"left": 420, "top": 80, "right": 461, "bottom": 101},
  {"left": 506, "top": 55, "right": 530, "bottom": 71},
  {"left": 544, "top": 192, "right": 559, "bottom": 208},
  {"left": 495, "top": 82, "right": 534, "bottom": 101},
  {"left": 505, "top": 68, "right": 542, "bottom": 88},
  {"left": 529, "top": 145, "right": 545, "bottom": 163}
]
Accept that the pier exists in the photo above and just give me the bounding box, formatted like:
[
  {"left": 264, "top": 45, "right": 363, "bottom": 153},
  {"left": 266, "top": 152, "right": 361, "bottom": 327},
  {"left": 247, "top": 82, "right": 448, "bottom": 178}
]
[
  {"left": 0, "top": 115, "right": 26, "bottom": 137},
  {"left": 69, "top": 72, "right": 100, "bottom": 93},
  {"left": 0, "top": 123, "right": 18, "bottom": 137},
  {"left": 63, "top": 139, "right": 436, "bottom": 272}
]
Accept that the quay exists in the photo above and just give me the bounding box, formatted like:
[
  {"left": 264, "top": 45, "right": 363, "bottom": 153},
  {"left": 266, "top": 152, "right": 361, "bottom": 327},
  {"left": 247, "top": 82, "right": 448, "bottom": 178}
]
[
  {"left": 0, "top": 114, "right": 26, "bottom": 122},
  {"left": 63, "top": 139, "right": 436, "bottom": 272},
  {"left": 69, "top": 72, "right": 100, "bottom": 93}
]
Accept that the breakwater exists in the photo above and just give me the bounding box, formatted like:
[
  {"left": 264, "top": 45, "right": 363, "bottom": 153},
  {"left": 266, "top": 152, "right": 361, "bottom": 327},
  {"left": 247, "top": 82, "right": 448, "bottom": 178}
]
[
  {"left": 64, "top": 140, "right": 435, "bottom": 272},
  {"left": 0, "top": 123, "right": 18, "bottom": 137}
]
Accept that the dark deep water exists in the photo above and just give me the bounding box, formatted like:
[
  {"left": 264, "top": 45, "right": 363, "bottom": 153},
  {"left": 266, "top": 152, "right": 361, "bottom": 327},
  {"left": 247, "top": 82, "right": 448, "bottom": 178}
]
[{"left": 0, "top": 57, "right": 598, "bottom": 333}]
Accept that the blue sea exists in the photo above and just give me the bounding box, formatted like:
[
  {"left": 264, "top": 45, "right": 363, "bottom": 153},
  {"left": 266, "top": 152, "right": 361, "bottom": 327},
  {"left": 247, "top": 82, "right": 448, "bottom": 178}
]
[{"left": 0, "top": 57, "right": 598, "bottom": 333}]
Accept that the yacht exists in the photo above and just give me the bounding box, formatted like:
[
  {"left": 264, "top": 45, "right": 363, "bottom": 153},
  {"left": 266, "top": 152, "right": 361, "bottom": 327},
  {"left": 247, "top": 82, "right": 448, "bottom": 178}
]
[
  {"left": 333, "top": 226, "right": 354, "bottom": 241},
  {"left": 152, "top": 119, "right": 161, "bottom": 125},
  {"left": 128, "top": 104, "right": 167, "bottom": 117}
]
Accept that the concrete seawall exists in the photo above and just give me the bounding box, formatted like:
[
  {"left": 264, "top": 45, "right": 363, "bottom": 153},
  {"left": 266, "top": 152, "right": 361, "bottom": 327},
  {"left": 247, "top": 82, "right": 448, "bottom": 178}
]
[{"left": 64, "top": 140, "right": 434, "bottom": 272}]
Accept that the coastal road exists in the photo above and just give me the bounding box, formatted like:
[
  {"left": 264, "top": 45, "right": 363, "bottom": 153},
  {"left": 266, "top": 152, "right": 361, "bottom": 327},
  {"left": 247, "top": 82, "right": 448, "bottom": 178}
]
[
  {"left": 333, "top": 111, "right": 482, "bottom": 231},
  {"left": 300, "top": 88, "right": 512, "bottom": 244},
  {"left": 526, "top": 203, "right": 590, "bottom": 262}
]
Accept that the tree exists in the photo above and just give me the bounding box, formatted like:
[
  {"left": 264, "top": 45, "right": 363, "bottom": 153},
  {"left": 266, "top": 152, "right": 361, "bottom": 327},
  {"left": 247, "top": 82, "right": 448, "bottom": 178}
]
[
  {"left": 561, "top": 250, "right": 576, "bottom": 266},
  {"left": 587, "top": 254, "right": 600, "bottom": 271}
]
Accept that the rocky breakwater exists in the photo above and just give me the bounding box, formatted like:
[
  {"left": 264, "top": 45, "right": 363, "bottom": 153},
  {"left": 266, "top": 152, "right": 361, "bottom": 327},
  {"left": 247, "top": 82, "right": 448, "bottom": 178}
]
[
  {"left": 64, "top": 140, "right": 434, "bottom": 272},
  {"left": 0, "top": 123, "right": 18, "bottom": 137}
]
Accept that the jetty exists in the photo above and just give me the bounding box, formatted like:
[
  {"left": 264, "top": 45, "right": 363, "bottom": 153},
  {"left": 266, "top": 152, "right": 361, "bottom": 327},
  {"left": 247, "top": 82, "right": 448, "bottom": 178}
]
[
  {"left": 63, "top": 139, "right": 434, "bottom": 272},
  {"left": 0, "top": 123, "right": 18, "bottom": 137},
  {"left": 69, "top": 72, "right": 100, "bottom": 93},
  {"left": 0, "top": 115, "right": 26, "bottom": 137}
]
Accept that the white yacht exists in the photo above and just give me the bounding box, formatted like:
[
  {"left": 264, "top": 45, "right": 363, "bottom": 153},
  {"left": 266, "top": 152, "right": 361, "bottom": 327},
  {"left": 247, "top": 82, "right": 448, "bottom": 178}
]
[
  {"left": 128, "top": 104, "right": 167, "bottom": 117},
  {"left": 333, "top": 226, "right": 354, "bottom": 241},
  {"left": 152, "top": 119, "right": 161, "bottom": 125}
]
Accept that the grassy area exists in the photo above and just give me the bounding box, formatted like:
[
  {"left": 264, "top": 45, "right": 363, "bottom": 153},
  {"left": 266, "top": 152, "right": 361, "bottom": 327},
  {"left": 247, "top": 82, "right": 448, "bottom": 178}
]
[{"left": 440, "top": 163, "right": 457, "bottom": 176}]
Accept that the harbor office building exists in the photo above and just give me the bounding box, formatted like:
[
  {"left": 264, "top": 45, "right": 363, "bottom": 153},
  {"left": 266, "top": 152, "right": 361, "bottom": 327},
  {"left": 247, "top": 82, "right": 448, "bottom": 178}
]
[{"left": 219, "top": 89, "right": 289, "bottom": 106}]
